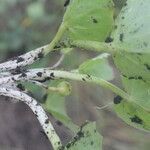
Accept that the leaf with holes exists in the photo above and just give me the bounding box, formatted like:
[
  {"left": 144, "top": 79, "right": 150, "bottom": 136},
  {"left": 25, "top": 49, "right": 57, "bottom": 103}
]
[{"left": 63, "top": 0, "right": 114, "bottom": 42}]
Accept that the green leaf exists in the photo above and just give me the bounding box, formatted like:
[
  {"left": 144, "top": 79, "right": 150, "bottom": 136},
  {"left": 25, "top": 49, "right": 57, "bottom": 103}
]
[
  {"left": 63, "top": 0, "right": 114, "bottom": 42},
  {"left": 113, "top": 53, "right": 150, "bottom": 131},
  {"left": 113, "top": 52, "right": 150, "bottom": 81},
  {"left": 65, "top": 122, "right": 103, "bottom": 150},
  {"left": 44, "top": 81, "right": 78, "bottom": 133},
  {"left": 114, "top": 100, "right": 150, "bottom": 132},
  {"left": 122, "top": 77, "right": 150, "bottom": 111},
  {"left": 79, "top": 53, "right": 114, "bottom": 81},
  {"left": 112, "top": 0, "right": 150, "bottom": 53}
]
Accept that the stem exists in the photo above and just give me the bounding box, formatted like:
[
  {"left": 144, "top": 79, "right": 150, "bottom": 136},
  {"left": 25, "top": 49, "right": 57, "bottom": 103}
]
[
  {"left": 0, "top": 69, "right": 130, "bottom": 102},
  {"left": 52, "top": 70, "right": 131, "bottom": 101},
  {"left": 44, "top": 23, "right": 67, "bottom": 55},
  {"left": 0, "top": 87, "right": 62, "bottom": 149},
  {"left": 0, "top": 68, "right": 148, "bottom": 112},
  {"left": 72, "top": 40, "right": 116, "bottom": 53}
]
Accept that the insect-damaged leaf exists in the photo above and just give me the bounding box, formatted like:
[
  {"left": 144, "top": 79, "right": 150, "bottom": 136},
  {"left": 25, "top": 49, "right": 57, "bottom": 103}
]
[
  {"left": 63, "top": 0, "right": 114, "bottom": 42},
  {"left": 111, "top": 0, "right": 150, "bottom": 53},
  {"left": 79, "top": 53, "right": 114, "bottom": 81},
  {"left": 64, "top": 122, "right": 103, "bottom": 150}
]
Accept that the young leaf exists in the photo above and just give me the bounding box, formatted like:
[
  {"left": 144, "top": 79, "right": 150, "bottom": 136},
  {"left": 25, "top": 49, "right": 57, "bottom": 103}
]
[
  {"left": 79, "top": 53, "right": 114, "bottom": 81},
  {"left": 63, "top": 0, "right": 114, "bottom": 42},
  {"left": 111, "top": 0, "right": 150, "bottom": 53},
  {"left": 44, "top": 81, "right": 78, "bottom": 133},
  {"left": 64, "top": 122, "right": 103, "bottom": 150}
]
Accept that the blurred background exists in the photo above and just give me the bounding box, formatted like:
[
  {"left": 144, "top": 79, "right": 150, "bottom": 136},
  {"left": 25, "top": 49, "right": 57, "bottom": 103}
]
[{"left": 0, "top": 0, "right": 149, "bottom": 150}]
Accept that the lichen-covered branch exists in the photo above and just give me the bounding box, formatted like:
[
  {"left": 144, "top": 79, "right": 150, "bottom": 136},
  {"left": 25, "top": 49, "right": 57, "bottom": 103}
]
[
  {"left": 0, "top": 87, "right": 62, "bottom": 149},
  {"left": 0, "top": 45, "right": 48, "bottom": 72}
]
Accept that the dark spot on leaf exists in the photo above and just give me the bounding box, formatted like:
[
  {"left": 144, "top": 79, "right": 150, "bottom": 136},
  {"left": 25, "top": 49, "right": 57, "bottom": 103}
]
[
  {"left": 137, "top": 53, "right": 142, "bottom": 55},
  {"left": 137, "top": 76, "right": 143, "bottom": 80},
  {"left": 114, "top": 95, "right": 122, "bottom": 104},
  {"left": 64, "top": 0, "right": 70, "bottom": 7},
  {"left": 66, "top": 143, "right": 71, "bottom": 149},
  {"left": 124, "top": 3, "right": 127, "bottom": 6},
  {"left": 114, "top": 25, "right": 117, "bottom": 29},
  {"left": 92, "top": 18, "right": 98, "bottom": 23},
  {"left": 82, "top": 78, "right": 86, "bottom": 81},
  {"left": 128, "top": 76, "right": 135, "bottom": 80},
  {"left": 119, "top": 33, "right": 124, "bottom": 42},
  {"left": 77, "top": 131, "right": 84, "bottom": 138},
  {"left": 144, "top": 64, "right": 150, "bottom": 70},
  {"left": 91, "top": 141, "right": 94, "bottom": 145},
  {"left": 130, "top": 115, "right": 143, "bottom": 124},
  {"left": 54, "top": 45, "right": 61, "bottom": 49},
  {"left": 122, "top": 74, "right": 127, "bottom": 78},
  {"left": 105, "top": 37, "right": 113, "bottom": 43}
]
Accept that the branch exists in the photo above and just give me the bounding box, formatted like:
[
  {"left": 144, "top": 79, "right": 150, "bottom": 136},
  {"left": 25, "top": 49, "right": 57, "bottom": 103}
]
[
  {"left": 0, "top": 87, "right": 62, "bottom": 149},
  {"left": 0, "top": 45, "right": 48, "bottom": 72}
]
